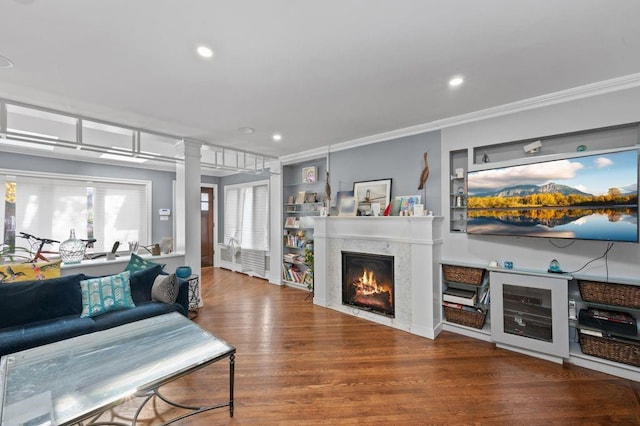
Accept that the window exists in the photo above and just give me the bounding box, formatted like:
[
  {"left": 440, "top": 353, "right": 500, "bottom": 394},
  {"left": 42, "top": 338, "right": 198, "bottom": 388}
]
[
  {"left": 224, "top": 181, "right": 269, "bottom": 251},
  {"left": 1, "top": 170, "right": 150, "bottom": 253}
]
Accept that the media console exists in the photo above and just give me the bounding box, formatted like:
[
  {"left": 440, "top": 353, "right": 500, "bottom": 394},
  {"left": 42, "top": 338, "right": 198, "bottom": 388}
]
[{"left": 442, "top": 262, "right": 640, "bottom": 381}]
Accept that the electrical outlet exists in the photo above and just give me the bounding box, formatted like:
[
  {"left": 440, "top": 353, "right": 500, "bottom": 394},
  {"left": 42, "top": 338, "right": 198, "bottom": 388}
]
[{"left": 568, "top": 300, "right": 577, "bottom": 320}]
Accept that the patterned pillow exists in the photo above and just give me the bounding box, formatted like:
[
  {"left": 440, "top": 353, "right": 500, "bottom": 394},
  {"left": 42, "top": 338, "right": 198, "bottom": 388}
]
[
  {"left": 124, "top": 253, "right": 165, "bottom": 273},
  {"left": 151, "top": 273, "right": 178, "bottom": 304},
  {"left": 80, "top": 271, "right": 136, "bottom": 318},
  {"left": 0, "top": 260, "right": 61, "bottom": 283}
]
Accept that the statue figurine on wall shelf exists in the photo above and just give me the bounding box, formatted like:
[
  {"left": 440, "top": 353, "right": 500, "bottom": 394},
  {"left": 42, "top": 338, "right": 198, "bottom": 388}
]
[
  {"left": 418, "top": 152, "right": 429, "bottom": 190},
  {"left": 325, "top": 170, "right": 331, "bottom": 216}
]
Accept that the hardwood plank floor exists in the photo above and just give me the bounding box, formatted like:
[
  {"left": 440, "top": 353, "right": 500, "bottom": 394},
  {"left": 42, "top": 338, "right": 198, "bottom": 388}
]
[{"left": 114, "top": 267, "right": 640, "bottom": 425}]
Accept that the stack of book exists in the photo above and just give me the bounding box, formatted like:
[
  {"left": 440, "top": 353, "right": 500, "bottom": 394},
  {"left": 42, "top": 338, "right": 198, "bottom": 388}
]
[
  {"left": 282, "top": 263, "right": 312, "bottom": 285},
  {"left": 283, "top": 253, "right": 304, "bottom": 264},
  {"left": 443, "top": 287, "right": 476, "bottom": 309}
]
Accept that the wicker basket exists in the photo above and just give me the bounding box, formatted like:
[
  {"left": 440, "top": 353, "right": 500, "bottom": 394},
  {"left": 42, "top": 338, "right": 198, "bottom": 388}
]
[
  {"left": 577, "top": 280, "right": 640, "bottom": 310},
  {"left": 442, "top": 264, "right": 485, "bottom": 286},
  {"left": 443, "top": 306, "right": 487, "bottom": 329},
  {"left": 579, "top": 332, "right": 640, "bottom": 367}
]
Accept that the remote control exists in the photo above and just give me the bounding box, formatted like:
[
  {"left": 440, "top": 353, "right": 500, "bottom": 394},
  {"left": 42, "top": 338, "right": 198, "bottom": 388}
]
[{"left": 569, "top": 300, "right": 577, "bottom": 320}]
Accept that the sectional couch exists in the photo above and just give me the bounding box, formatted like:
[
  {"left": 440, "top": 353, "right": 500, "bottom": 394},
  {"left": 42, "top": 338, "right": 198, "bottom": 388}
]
[{"left": 0, "top": 264, "right": 189, "bottom": 357}]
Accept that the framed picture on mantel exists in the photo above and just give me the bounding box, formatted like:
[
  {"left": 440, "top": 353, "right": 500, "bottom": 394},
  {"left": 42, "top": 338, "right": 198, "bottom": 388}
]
[{"left": 353, "top": 178, "right": 392, "bottom": 213}]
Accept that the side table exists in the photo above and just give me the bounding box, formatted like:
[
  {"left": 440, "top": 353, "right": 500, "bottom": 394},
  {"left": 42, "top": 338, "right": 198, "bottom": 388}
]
[{"left": 186, "top": 274, "right": 201, "bottom": 318}]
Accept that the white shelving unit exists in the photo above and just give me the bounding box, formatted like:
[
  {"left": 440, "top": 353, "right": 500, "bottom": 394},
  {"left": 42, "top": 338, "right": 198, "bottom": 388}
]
[{"left": 282, "top": 158, "right": 326, "bottom": 291}]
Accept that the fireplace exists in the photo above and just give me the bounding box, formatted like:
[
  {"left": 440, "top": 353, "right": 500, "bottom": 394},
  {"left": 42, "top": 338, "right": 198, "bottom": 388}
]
[{"left": 342, "top": 251, "right": 394, "bottom": 318}]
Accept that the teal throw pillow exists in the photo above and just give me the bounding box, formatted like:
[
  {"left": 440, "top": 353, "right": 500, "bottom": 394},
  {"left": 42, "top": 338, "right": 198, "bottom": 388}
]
[
  {"left": 80, "top": 271, "right": 136, "bottom": 318},
  {"left": 124, "top": 253, "right": 165, "bottom": 273}
]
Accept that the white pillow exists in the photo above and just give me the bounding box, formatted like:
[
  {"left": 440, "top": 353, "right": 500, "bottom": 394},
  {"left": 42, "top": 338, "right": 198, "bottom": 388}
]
[{"left": 151, "top": 273, "right": 178, "bottom": 304}]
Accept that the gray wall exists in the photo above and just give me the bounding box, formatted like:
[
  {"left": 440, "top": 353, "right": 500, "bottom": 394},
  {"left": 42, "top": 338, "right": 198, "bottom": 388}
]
[
  {"left": 0, "top": 152, "right": 175, "bottom": 244},
  {"left": 441, "top": 86, "right": 640, "bottom": 278},
  {"left": 328, "top": 131, "right": 442, "bottom": 214}
]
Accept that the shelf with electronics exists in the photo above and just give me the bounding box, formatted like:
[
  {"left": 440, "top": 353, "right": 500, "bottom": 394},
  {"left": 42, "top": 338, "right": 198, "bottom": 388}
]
[
  {"left": 568, "top": 274, "right": 640, "bottom": 378},
  {"left": 282, "top": 157, "right": 327, "bottom": 291},
  {"left": 441, "top": 261, "right": 491, "bottom": 341}
]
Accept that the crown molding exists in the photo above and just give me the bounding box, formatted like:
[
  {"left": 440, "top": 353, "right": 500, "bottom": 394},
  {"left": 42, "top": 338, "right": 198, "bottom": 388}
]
[
  {"left": 281, "top": 72, "right": 640, "bottom": 161},
  {"left": 279, "top": 146, "right": 329, "bottom": 165}
]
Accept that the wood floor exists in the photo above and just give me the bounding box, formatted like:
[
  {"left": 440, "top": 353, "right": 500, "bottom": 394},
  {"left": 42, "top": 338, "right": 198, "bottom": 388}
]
[{"left": 117, "top": 267, "right": 640, "bottom": 425}]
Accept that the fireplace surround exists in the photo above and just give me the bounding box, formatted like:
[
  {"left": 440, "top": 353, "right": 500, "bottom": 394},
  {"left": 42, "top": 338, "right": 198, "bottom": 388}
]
[{"left": 313, "top": 216, "right": 443, "bottom": 339}]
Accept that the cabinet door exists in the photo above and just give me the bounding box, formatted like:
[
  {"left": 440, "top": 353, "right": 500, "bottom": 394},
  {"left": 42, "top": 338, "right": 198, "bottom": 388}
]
[{"left": 490, "top": 271, "right": 569, "bottom": 359}]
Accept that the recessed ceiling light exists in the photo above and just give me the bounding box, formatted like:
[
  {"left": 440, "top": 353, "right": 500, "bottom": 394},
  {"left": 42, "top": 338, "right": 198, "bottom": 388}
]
[
  {"left": 449, "top": 76, "right": 464, "bottom": 87},
  {"left": 196, "top": 45, "right": 214, "bottom": 59},
  {"left": 272, "top": 133, "right": 282, "bottom": 142},
  {"left": 238, "top": 127, "right": 255, "bottom": 134},
  {"left": 0, "top": 55, "right": 14, "bottom": 69}
]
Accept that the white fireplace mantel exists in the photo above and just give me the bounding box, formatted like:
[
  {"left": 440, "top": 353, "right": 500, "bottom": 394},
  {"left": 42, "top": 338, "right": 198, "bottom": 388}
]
[{"left": 313, "top": 216, "right": 444, "bottom": 339}]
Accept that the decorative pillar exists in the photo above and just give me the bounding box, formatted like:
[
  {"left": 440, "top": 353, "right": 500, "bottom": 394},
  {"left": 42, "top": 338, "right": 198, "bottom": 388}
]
[
  {"left": 175, "top": 139, "right": 203, "bottom": 305},
  {"left": 269, "top": 159, "right": 283, "bottom": 285}
]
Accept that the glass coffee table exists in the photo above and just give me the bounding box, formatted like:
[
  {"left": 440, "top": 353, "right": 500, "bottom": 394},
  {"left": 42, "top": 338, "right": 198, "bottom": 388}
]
[{"left": 0, "top": 312, "right": 235, "bottom": 425}]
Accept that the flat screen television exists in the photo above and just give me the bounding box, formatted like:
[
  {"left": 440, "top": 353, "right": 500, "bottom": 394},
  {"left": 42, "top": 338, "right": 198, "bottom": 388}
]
[{"left": 466, "top": 148, "right": 639, "bottom": 242}]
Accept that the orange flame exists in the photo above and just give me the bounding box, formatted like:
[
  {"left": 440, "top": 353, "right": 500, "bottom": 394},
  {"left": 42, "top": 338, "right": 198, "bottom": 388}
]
[{"left": 354, "top": 268, "right": 392, "bottom": 297}]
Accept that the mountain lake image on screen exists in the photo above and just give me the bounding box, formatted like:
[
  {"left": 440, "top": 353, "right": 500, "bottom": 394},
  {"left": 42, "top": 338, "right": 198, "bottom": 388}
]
[{"left": 466, "top": 148, "right": 639, "bottom": 242}]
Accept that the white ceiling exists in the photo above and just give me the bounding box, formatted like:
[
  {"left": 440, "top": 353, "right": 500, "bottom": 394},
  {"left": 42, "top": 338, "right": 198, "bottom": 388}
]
[{"left": 1, "top": 0, "right": 640, "bottom": 159}]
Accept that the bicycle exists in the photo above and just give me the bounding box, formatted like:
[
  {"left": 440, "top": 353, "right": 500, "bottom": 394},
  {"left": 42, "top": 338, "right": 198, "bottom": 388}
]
[{"left": 18, "top": 232, "right": 60, "bottom": 262}]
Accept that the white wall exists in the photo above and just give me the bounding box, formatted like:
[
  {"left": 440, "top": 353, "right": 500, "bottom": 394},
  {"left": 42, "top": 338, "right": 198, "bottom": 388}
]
[{"left": 440, "top": 86, "right": 640, "bottom": 279}]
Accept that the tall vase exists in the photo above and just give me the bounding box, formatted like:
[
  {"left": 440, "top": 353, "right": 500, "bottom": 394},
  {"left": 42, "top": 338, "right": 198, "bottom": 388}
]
[{"left": 59, "top": 229, "right": 86, "bottom": 264}]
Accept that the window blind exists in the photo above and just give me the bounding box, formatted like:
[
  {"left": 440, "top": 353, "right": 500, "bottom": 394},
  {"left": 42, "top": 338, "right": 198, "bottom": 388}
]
[
  {"left": 15, "top": 175, "right": 88, "bottom": 244},
  {"left": 92, "top": 181, "right": 149, "bottom": 251},
  {"left": 224, "top": 180, "right": 269, "bottom": 251},
  {"left": 4, "top": 173, "right": 150, "bottom": 253}
]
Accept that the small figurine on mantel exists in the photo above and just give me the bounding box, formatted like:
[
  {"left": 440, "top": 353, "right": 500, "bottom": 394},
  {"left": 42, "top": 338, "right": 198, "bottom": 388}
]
[{"left": 325, "top": 170, "right": 331, "bottom": 216}]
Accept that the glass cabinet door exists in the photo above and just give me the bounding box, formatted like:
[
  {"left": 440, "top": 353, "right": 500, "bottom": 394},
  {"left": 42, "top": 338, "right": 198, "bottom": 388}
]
[
  {"left": 491, "top": 271, "right": 570, "bottom": 361},
  {"left": 503, "top": 285, "right": 552, "bottom": 342}
]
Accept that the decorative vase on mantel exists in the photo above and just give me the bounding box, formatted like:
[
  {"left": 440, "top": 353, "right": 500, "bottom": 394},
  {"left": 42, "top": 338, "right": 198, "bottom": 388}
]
[{"left": 59, "top": 229, "right": 86, "bottom": 264}]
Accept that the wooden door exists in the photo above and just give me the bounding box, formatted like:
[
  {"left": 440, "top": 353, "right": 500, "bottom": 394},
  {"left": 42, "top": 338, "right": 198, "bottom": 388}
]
[{"left": 201, "top": 187, "right": 215, "bottom": 267}]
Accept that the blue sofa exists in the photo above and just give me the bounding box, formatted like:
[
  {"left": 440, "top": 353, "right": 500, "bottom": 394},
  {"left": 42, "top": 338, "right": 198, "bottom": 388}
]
[{"left": 0, "top": 264, "right": 189, "bottom": 357}]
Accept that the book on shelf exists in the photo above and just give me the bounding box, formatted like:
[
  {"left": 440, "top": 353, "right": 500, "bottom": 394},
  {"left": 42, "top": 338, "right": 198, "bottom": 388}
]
[
  {"left": 579, "top": 328, "right": 603, "bottom": 337},
  {"left": 295, "top": 191, "right": 306, "bottom": 204},
  {"left": 478, "top": 288, "right": 490, "bottom": 304},
  {"left": 443, "top": 287, "right": 476, "bottom": 307}
]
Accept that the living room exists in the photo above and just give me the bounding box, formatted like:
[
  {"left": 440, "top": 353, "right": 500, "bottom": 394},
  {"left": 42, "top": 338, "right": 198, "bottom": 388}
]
[{"left": 1, "top": 2, "right": 640, "bottom": 423}]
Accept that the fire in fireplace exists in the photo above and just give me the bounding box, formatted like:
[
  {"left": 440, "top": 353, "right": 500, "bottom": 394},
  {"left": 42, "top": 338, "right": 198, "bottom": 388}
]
[{"left": 342, "top": 251, "right": 394, "bottom": 317}]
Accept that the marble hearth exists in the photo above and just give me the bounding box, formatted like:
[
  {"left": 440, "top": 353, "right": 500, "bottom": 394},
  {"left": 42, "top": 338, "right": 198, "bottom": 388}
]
[{"left": 313, "top": 216, "right": 443, "bottom": 339}]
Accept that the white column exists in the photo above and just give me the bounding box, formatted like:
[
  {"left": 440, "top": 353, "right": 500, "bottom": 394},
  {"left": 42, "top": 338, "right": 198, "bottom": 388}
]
[
  {"left": 409, "top": 216, "right": 443, "bottom": 339},
  {"left": 175, "top": 140, "right": 203, "bottom": 304},
  {"left": 269, "top": 159, "right": 283, "bottom": 285},
  {"left": 312, "top": 217, "right": 327, "bottom": 306}
]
